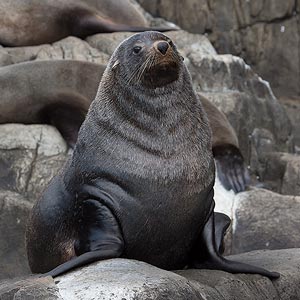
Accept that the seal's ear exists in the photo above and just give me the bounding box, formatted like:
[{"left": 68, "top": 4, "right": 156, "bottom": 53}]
[{"left": 112, "top": 60, "right": 120, "bottom": 71}]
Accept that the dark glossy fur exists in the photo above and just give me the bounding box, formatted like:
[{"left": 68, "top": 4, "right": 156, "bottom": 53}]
[{"left": 26, "top": 32, "right": 279, "bottom": 279}]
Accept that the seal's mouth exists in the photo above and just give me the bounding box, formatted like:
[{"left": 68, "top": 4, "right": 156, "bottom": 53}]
[{"left": 141, "top": 57, "right": 180, "bottom": 88}]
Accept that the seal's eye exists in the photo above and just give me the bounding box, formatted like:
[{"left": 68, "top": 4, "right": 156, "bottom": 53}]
[{"left": 133, "top": 46, "right": 142, "bottom": 54}]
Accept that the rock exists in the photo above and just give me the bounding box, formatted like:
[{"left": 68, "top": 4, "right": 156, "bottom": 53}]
[
  {"left": 137, "top": 0, "right": 300, "bottom": 99},
  {"left": 0, "top": 37, "right": 110, "bottom": 67},
  {"left": 280, "top": 98, "right": 300, "bottom": 149},
  {"left": 56, "top": 259, "right": 204, "bottom": 300},
  {"left": 231, "top": 188, "right": 300, "bottom": 254},
  {"left": 0, "top": 124, "right": 68, "bottom": 202},
  {"left": 0, "top": 276, "right": 62, "bottom": 299},
  {"left": 1, "top": 249, "right": 298, "bottom": 299},
  {"left": 258, "top": 152, "right": 300, "bottom": 196},
  {"left": 0, "top": 124, "right": 67, "bottom": 279},
  {"left": 190, "top": 56, "right": 293, "bottom": 168},
  {"left": 0, "top": 190, "right": 32, "bottom": 280},
  {"left": 227, "top": 249, "right": 300, "bottom": 300},
  {"left": 137, "top": 0, "right": 214, "bottom": 34},
  {"left": 86, "top": 30, "right": 216, "bottom": 57}
]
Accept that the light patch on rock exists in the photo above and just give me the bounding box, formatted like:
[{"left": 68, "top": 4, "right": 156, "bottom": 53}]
[{"left": 0, "top": 124, "right": 67, "bottom": 156}]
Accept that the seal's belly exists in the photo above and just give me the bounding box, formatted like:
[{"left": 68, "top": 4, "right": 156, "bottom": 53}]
[
  {"left": 88, "top": 172, "right": 214, "bottom": 269},
  {"left": 124, "top": 180, "right": 214, "bottom": 269}
]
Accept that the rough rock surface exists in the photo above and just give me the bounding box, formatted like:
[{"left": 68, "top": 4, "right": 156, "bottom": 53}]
[
  {"left": 0, "top": 124, "right": 68, "bottom": 202},
  {"left": 0, "top": 124, "right": 68, "bottom": 279},
  {"left": 137, "top": 0, "right": 300, "bottom": 99},
  {"left": 231, "top": 189, "right": 300, "bottom": 254},
  {"left": 2, "top": 249, "right": 300, "bottom": 300},
  {"left": 0, "top": 37, "right": 110, "bottom": 67},
  {"left": 0, "top": 276, "right": 62, "bottom": 300},
  {"left": 0, "top": 190, "right": 32, "bottom": 280},
  {"left": 257, "top": 152, "right": 300, "bottom": 195},
  {"left": 281, "top": 98, "right": 300, "bottom": 150}
]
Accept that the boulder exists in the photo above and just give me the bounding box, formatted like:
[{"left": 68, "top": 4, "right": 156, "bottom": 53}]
[
  {"left": 0, "top": 37, "right": 110, "bottom": 67},
  {"left": 0, "top": 124, "right": 68, "bottom": 202},
  {"left": 0, "top": 276, "right": 62, "bottom": 299},
  {"left": 281, "top": 98, "right": 300, "bottom": 149},
  {"left": 231, "top": 188, "right": 300, "bottom": 254},
  {"left": 2, "top": 249, "right": 300, "bottom": 299},
  {"left": 0, "top": 124, "right": 67, "bottom": 279},
  {"left": 0, "top": 190, "right": 32, "bottom": 280},
  {"left": 258, "top": 152, "right": 300, "bottom": 196}
]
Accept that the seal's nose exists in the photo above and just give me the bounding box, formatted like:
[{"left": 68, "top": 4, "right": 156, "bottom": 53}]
[{"left": 156, "top": 41, "right": 169, "bottom": 55}]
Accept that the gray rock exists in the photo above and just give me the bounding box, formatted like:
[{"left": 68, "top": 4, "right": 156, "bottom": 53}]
[
  {"left": 231, "top": 188, "right": 300, "bottom": 254},
  {"left": 0, "top": 37, "right": 110, "bottom": 67},
  {"left": 258, "top": 152, "right": 300, "bottom": 196},
  {"left": 55, "top": 249, "right": 300, "bottom": 299},
  {"left": 227, "top": 249, "right": 300, "bottom": 300},
  {"left": 189, "top": 56, "right": 293, "bottom": 160},
  {"left": 2, "top": 249, "right": 300, "bottom": 299},
  {"left": 281, "top": 98, "right": 300, "bottom": 149},
  {"left": 86, "top": 30, "right": 216, "bottom": 58},
  {"left": 0, "top": 190, "right": 32, "bottom": 280},
  {"left": 0, "top": 124, "right": 67, "bottom": 279},
  {"left": 0, "top": 276, "right": 62, "bottom": 299},
  {"left": 0, "top": 124, "right": 68, "bottom": 202},
  {"left": 56, "top": 259, "right": 204, "bottom": 300}
]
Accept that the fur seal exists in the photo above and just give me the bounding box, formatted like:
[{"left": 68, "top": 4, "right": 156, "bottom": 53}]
[
  {"left": 0, "top": 60, "right": 248, "bottom": 192},
  {"left": 0, "top": 60, "right": 106, "bottom": 147},
  {"left": 26, "top": 31, "right": 278, "bottom": 279},
  {"left": 0, "top": 0, "right": 174, "bottom": 47}
]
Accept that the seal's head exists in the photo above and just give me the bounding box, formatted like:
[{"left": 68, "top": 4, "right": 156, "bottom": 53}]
[{"left": 109, "top": 31, "right": 184, "bottom": 89}]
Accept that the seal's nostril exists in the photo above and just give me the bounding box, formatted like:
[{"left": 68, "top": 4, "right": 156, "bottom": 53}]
[{"left": 157, "top": 41, "right": 169, "bottom": 55}]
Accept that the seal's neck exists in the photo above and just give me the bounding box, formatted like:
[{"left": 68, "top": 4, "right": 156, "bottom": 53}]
[{"left": 89, "top": 69, "right": 210, "bottom": 157}]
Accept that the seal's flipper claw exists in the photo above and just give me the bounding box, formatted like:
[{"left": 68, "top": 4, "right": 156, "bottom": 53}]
[
  {"left": 213, "top": 145, "right": 250, "bottom": 193},
  {"left": 45, "top": 199, "right": 124, "bottom": 278},
  {"left": 191, "top": 212, "right": 280, "bottom": 279},
  {"left": 214, "top": 212, "right": 231, "bottom": 254}
]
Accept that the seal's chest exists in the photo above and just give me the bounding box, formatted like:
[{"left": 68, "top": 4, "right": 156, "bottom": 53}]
[{"left": 129, "top": 149, "right": 209, "bottom": 188}]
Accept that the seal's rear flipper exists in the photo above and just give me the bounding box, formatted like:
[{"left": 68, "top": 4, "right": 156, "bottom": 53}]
[
  {"left": 44, "top": 199, "right": 124, "bottom": 277},
  {"left": 213, "top": 145, "right": 250, "bottom": 193},
  {"left": 191, "top": 212, "right": 280, "bottom": 279},
  {"left": 214, "top": 212, "right": 231, "bottom": 254}
]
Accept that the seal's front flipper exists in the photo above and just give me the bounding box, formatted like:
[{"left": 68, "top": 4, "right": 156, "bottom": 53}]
[
  {"left": 213, "top": 145, "right": 250, "bottom": 193},
  {"left": 44, "top": 199, "right": 124, "bottom": 277},
  {"left": 214, "top": 212, "right": 230, "bottom": 254},
  {"left": 191, "top": 212, "right": 280, "bottom": 279}
]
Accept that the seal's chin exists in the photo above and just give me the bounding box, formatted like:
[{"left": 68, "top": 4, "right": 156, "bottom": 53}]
[{"left": 142, "top": 61, "right": 180, "bottom": 88}]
